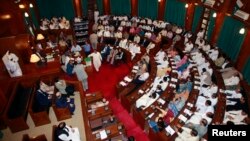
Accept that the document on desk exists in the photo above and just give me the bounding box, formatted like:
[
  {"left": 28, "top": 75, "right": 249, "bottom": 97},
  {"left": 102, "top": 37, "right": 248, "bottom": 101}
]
[
  {"left": 132, "top": 69, "right": 138, "bottom": 73},
  {"left": 133, "top": 66, "right": 139, "bottom": 70},
  {"left": 100, "top": 130, "right": 108, "bottom": 139},
  {"left": 171, "top": 78, "right": 178, "bottom": 82},
  {"left": 157, "top": 98, "right": 165, "bottom": 105},
  {"left": 187, "top": 102, "right": 194, "bottom": 107},
  {"left": 165, "top": 126, "right": 175, "bottom": 136},
  {"left": 184, "top": 108, "right": 193, "bottom": 116},
  {"left": 119, "top": 81, "right": 127, "bottom": 86},
  {"left": 178, "top": 114, "right": 187, "bottom": 122},
  {"left": 124, "top": 76, "right": 132, "bottom": 82},
  {"left": 138, "top": 89, "right": 144, "bottom": 94}
]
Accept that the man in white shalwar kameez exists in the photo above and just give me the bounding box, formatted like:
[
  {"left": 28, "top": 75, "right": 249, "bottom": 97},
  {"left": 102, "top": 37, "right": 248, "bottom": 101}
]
[
  {"left": 88, "top": 50, "right": 102, "bottom": 72},
  {"left": 57, "top": 122, "right": 81, "bottom": 141},
  {"left": 73, "top": 60, "right": 88, "bottom": 91}
]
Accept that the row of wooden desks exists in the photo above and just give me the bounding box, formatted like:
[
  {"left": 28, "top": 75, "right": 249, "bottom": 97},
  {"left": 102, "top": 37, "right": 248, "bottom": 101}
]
[{"left": 83, "top": 91, "right": 126, "bottom": 141}]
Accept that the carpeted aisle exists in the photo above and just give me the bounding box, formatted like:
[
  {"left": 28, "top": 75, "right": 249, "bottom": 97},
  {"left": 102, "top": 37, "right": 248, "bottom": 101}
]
[{"left": 88, "top": 63, "right": 150, "bottom": 141}]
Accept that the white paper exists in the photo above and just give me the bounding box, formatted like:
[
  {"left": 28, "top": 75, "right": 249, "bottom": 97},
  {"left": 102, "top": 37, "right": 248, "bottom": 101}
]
[
  {"left": 171, "top": 78, "right": 178, "bottom": 82},
  {"left": 157, "top": 98, "right": 166, "bottom": 105},
  {"left": 148, "top": 113, "right": 154, "bottom": 118},
  {"left": 184, "top": 108, "right": 193, "bottom": 116},
  {"left": 119, "top": 81, "right": 127, "bottom": 86},
  {"left": 100, "top": 130, "right": 107, "bottom": 139},
  {"left": 138, "top": 89, "right": 144, "bottom": 94},
  {"left": 178, "top": 114, "right": 187, "bottom": 122},
  {"left": 132, "top": 69, "right": 138, "bottom": 73},
  {"left": 165, "top": 126, "right": 175, "bottom": 135},
  {"left": 133, "top": 66, "right": 139, "bottom": 70},
  {"left": 187, "top": 102, "right": 193, "bottom": 107},
  {"left": 124, "top": 76, "right": 132, "bottom": 82}
]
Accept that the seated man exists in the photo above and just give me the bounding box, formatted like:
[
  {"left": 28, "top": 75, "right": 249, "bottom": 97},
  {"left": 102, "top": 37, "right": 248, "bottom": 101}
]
[
  {"left": 36, "top": 82, "right": 53, "bottom": 112},
  {"left": 55, "top": 92, "right": 75, "bottom": 114},
  {"left": 174, "top": 126, "right": 199, "bottom": 141},
  {"left": 114, "top": 48, "right": 124, "bottom": 64},
  {"left": 148, "top": 117, "right": 166, "bottom": 132},
  {"left": 82, "top": 41, "right": 91, "bottom": 56},
  {"left": 101, "top": 44, "right": 111, "bottom": 60},
  {"left": 55, "top": 78, "right": 67, "bottom": 96},
  {"left": 133, "top": 70, "right": 149, "bottom": 85},
  {"left": 55, "top": 122, "right": 81, "bottom": 141},
  {"left": 156, "top": 106, "right": 175, "bottom": 125},
  {"left": 185, "top": 118, "right": 208, "bottom": 137}
]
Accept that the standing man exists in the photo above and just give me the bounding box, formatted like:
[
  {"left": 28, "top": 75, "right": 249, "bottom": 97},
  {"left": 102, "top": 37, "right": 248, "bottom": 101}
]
[
  {"left": 88, "top": 50, "right": 102, "bottom": 72},
  {"left": 82, "top": 41, "right": 91, "bottom": 56},
  {"left": 72, "top": 60, "right": 88, "bottom": 91},
  {"left": 89, "top": 32, "right": 98, "bottom": 50}
]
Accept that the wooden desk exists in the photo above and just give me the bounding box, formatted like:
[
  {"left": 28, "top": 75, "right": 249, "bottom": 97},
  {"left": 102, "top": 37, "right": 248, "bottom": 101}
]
[
  {"left": 88, "top": 106, "right": 113, "bottom": 121},
  {"left": 86, "top": 92, "right": 103, "bottom": 104},
  {"left": 93, "top": 123, "right": 125, "bottom": 141}
]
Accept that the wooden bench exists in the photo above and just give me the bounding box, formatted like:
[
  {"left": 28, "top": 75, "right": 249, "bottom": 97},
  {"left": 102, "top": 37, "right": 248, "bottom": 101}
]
[
  {"left": 3, "top": 81, "right": 34, "bottom": 132},
  {"left": 28, "top": 81, "right": 51, "bottom": 127},
  {"left": 52, "top": 80, "right": 77, "bottom": 121},
  {"left": 22, "top": 134, "right": 47, "bottom": 141}
]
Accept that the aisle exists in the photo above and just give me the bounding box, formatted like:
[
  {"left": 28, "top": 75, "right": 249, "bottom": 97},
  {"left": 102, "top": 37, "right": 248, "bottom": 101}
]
[{"left": 88, "top": 63, "right": 150, "bottom": 141}]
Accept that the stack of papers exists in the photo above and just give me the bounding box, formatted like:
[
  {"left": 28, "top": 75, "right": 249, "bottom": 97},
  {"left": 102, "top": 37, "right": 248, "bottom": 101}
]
[
  {"left": 165, "top": 126, "right": 175, "bottom": 136},
  {"left": 157, "top": 98, "right": 166, "bottom": 105},
  {"left": 138, "top": 89, "right": 144, "bottom": 94},
  {"left": 148, "top": 113, "right": 154, "bottom": 118},
  {"left": 132, "top": 69, "right": 138, "bottom": 73},
  {"left": 194, "top": 86, "right": 200, "bottom": 90},
  {"left": 178, "top": 114, "right": 187, "bottom": 122},
  {"left": 133, "top": 66, "right": 139, "bottom": 70},
  {"left": 119, "top": 81, "right": 127, "bottom": 86},
  {"left": 194, "top": 76, "right": 200, "bottom": 79},
  {"left": 187, "top": 102, "right": 194, "bottom": 107},
  {"left": 184, "top": 108, "right": 193, "bottom": 116},
  {"left": 171, "top": 78, "right": 178, "bottom": 82},
  {"left": 100, "top": 130, "right": 107, "bottom": 139},
  {"left": 124, "top": 76, "right": 132, "bottom": 82},
  {"left": 194, "top": 81, "right": 200, "bottom": 85},
  {"left": 169, "top": 83, "right": 176, "bottom": 88}
]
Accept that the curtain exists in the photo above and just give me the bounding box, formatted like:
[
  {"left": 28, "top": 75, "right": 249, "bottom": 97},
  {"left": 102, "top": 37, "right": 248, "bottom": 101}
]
[
  {"left": 96, "top": 0, "right": 103, "bottom": 15},
  {"left": 36, "top": 0, "right": 75, "bottom": 20},
  {"left": 110, "top": 0, "right": 131, "bottom": 15},
  {"left": 29, "top": 7, "right": 39, "bottom": 29},
  {"left": 81, "top": 0, "right": 88, "bottom": 16},
  {"left": 206, "top": 10, "right": 216, "bottom": 41},
  {"left": 242, "top": 57, "right": 250, "bottom": 84},
  {"left": 217, "top": 16, "right": 246, "bottom": 61},
  {"left": 138, "top": 0, "right": 158, "bottom": 20},
  {"left": 164, "top": 0, "right": 186, "bottom": 27},
  {"left": 192, "top": 5, "right": 203, "bottom": 32}
]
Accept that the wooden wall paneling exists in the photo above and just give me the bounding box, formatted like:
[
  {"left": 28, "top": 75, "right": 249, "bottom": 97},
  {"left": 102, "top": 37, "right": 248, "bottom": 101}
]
[
  {"left": 210, "top": 0, "right": 232, "bottom": 45},
  {"left": 158, "top": 0, "right": 167, "bottom": 21},
  {"left": 236, "top": 28, "right": 250, "bottom": 71},
  {"left": 73, "top": 0, "right": 83, "bottom": 17},
  {"left": 131, "top": 0, "right": 138, "bottom": 17},
  {"left": 185, "top": 3, "right": 195, "bottom": 31},
  {"left": 15, "top": 34, "right": 32, "bottom": 64},
  {"left": 0, "top": 0, "right": 27, "bottom": 37},
  {"left": 103, "top": 0, "right": 110, "bottom": 15}
]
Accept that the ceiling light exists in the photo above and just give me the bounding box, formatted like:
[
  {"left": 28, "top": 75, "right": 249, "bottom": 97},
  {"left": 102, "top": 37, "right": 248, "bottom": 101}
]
[
  {"left": 239, "top": 28, "right": 245, "bottom": 34},
  {"left": 19, "top": 4, "right": 25, "bottom": 9},
  {"left": 185, "top": 4, "right": 189, "bottom": 8},
  {"left": 24, "top": 12, "right": 29, "bottom": 17},
  {"left": 29, "top": 3, "right": 33, "bottom": 8},
  {"left": 213, "top": 13, "right": 217, "bottom": 18}
]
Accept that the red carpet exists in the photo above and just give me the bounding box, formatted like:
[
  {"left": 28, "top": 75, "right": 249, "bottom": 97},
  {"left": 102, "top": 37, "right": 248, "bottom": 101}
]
[{"left": 88, "top": 63, "right": 150, "bottom": 141}]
